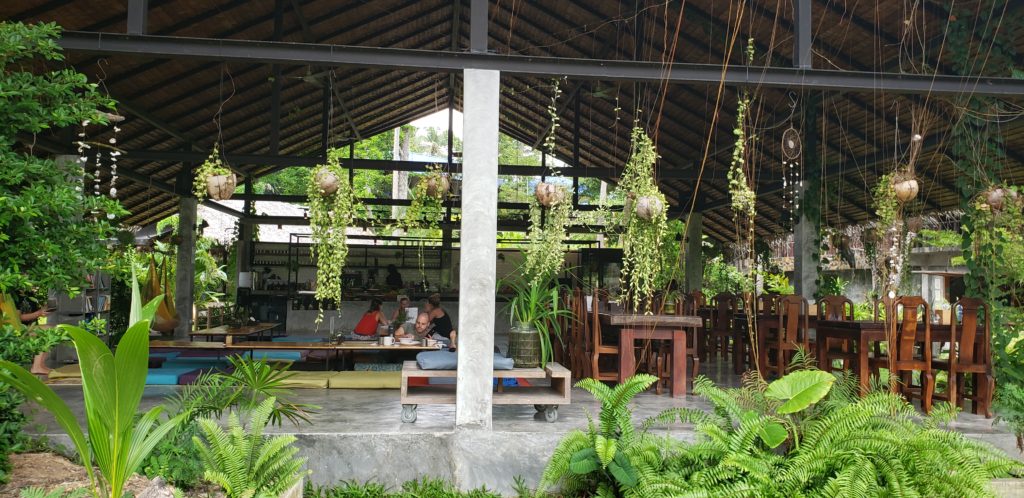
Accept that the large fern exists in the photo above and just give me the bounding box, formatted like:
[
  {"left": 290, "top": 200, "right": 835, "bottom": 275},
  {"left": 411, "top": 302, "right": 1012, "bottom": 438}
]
[
  {"left": 537, "top": 367, "right": 1022, "bottom": 498},
  {"left": 193, "top": 397, "right": 307, "bottom": 498}
]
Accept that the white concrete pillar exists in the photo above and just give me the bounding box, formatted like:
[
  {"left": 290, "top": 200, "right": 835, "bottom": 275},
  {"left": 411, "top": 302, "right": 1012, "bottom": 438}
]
[{"left": 455, "top": 68, "right": 499, "bottom": 429}]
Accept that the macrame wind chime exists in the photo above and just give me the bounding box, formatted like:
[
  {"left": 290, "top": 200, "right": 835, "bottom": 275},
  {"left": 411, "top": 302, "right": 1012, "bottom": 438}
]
[{"left": 780, "top": 123, "right": 802, "bottom": 230}]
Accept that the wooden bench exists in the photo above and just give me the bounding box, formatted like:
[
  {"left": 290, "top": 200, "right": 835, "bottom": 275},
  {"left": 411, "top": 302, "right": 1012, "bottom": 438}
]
[{"left": 399, "top": 361, "right": 571, "bottom": 423}]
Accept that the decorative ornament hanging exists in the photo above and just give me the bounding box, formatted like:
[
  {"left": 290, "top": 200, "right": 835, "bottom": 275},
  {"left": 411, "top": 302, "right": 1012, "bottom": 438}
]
[
  {"left": 108, "top": 123, "right": 121, "bottom": 198},
  {"left": 781, "top": 125, "right": 803, "bottom": 228}
]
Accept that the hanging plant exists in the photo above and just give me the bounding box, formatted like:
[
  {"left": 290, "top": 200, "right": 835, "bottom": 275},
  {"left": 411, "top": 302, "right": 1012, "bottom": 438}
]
[
  {"left": 307, "top": 150, "right": 360, "bottom": 325},
  {"left": 402, "top": 164, "right": 448, "bottom": 232},
  {"left": 522, "top": 184, "right": 573, "bottom": 284},
  {"left": 891, "top": 170, "right": 919, "bottom": 203},
  {"left": 534, "top": 181, "right": 565, "bottom": 207},
  {"left": 193, "top": 144, "right": 235, "bottom": 202},
  {"left": 618, "top": 125, "right": 668, "bottom": 313}
]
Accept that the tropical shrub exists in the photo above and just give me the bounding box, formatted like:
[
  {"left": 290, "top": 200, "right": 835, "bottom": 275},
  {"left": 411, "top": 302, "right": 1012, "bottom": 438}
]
[
  {"left": 193, "top": 397, "right": 307, "bottom": 498},
  {"left": 142, "top": 357, "right": 318, "bottom": 489},
  {"left": 538, "top": 368, "right": 1021, "bottom": 497},
  {"left": 305, "top": 477, "right": 505, "bottom": 498},
  {"left": 0, "top": 297, "right": 185, "bottom": 498},
  {"left": 994, "top": 382, "right": 1024, "bottom": 453},
  {"left": 504, "top": 275, "right": 573, "bottom": 368}
]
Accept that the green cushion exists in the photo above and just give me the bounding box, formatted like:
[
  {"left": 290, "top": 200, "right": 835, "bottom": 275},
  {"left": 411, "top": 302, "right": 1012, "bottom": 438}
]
[
  {"left": 279, "top": 371, "right": 331, "bottom": 389},
  {"left": 328, "top": 371, "right": 401, "bottom": 389}
]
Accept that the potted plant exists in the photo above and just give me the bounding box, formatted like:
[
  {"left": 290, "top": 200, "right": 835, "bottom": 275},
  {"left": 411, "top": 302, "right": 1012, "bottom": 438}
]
[
  {"left": 891, "top": 170, "right": 919, "bottom": 203},
  {"left": 307, "top": 150, "right": 360, "bottom": 326},
  {"left": 535, "top": 181, "right": 566, "bottom": 207},
  {"left": 661, "top": 289, "right": 681, "bottom": 314},
  {"left": 505, "top": 275, "right": 572, "bottom": 368},
  {"left": 193, "top": 144, "right": 235, "bottom": 202}
]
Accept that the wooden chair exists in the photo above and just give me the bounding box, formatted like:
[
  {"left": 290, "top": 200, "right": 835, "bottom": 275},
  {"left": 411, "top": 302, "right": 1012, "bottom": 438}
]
[
  {"left": 934, "top": 298, "right": 994, "bottom": 417},
  {"left": 589, "top": 289, "right": 619, "bottom": 383},
  {"left": 877, "top": 297, "right": 935, "bottom": 413},
  {"left": 818, "top": 295, "right": 856, "bottom": 371},
  {"left": 758, "top": 293, "right": 781, "bottom": 314},
  {"left": 707, "top": 293, "right": 737, "bottom": 365},
  {"left": 566, "top": 288, "right": 590, "bottom": 380},
  {"left": 762, "top": 295, "right": 810, "bottom": 379}
]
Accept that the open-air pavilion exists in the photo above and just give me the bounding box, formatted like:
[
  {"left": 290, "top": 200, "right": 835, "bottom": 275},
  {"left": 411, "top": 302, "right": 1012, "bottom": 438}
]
[{"left": 4, "top": 0, "right": 1024, "bottom": 495}]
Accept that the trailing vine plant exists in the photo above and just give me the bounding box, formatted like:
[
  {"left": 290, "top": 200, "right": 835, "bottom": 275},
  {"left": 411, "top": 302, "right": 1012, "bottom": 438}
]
[
  {"left": 618, "top": 124, "right": 668, "bottom": 313},
  {"left": 728, "top": 38, "right": 760, "bottom": 372},
  {"left": 522, "top": 186, "right": 573, "bottom": 285},
  {"left": 400, "top": 164, "right": 447, "bottom": 233},
  {"left": 542, "top": 77, "right": 564, "bottom": 154},
  {"left": 307, "top": 149, "right": 360, "bottom": 326},
  {"left": 192, "top": 144, "right": 232, "bottom": 203}
]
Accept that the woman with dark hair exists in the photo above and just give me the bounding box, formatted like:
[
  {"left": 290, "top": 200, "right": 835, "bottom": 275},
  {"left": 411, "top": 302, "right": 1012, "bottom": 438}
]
[
  {"left": 423, "top": 293, "right": 454, "bottom": 339},
  {"left": 353, "top": 298, "right": 388, "bottom": 336}
]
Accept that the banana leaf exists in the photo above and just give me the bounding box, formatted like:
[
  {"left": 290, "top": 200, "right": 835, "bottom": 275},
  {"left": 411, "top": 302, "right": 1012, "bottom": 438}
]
[
  {"left": 151, "top": 259, "right": 178, "bottom": 335},
  {"left": 0, "top": 293, "right": 21, "bottom": 327}
]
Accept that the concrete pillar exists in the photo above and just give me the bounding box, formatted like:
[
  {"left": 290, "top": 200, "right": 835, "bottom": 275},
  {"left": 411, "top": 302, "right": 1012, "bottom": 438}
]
[
  {"left": 455, "top": 68, "right": 499, "bottom": 430},
  {"left": 174, "top": 194, "right": 197, "bottom": 338},
  {"left": 684, "top": 213, "right": 704, "bottom": 293},
  {"left": 793, "top": 102, "right": 821, "bottom": 301}
]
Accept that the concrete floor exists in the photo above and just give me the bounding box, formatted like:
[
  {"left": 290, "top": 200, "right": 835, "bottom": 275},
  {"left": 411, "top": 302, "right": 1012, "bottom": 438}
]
[{"left": 26, "top": 358, "right": 1022, "bottom": 496}]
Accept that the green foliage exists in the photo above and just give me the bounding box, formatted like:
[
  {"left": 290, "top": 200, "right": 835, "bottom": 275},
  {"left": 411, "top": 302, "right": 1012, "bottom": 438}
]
[
  {"left": 192, "top": 144, "right": 232, "bottom": 203},
  {"left": 0, "top": 21, "right": 126, "bottom": 295},
  {"left": 304, "top": 477, "right": 504, "bottom": 498},
  {"left": 398, "top": 164, "right": 446, "bottom": 233},
  {"left": 539, "top": 366, "right": 1021, "bottom": 497},
  {"left": 818, "top": 275, "right": 849, "bottom": 297},
  {"left": 617, "top": 126, "right": 668, "bottom": 313},
  {"left": 308, "top": 149, "right": 362, "bottom": 324},
  {"left": 194, "top": 397, "right": 307, "bottom": 498},
  {"left": 702, "top": 255, "right": 747, "bottom": 297},
  {"left": 994, "top": 382, "right": 1024, "bottom": 453},
  {"left": 918, "top": 229, "right": 962, "bottom": 248},
  {"left": 143, "top": 358, "right": 316, "bottom": 489},
  {"left": 504, "top": 276, "right": 573, "bottom": 368},
  {"left": 19, "top": 487, "right": 88, "bottom": 498},
  {"left": 522, "top": 188, "right": 572, "bottom": 285},
  {"left": 992, "top": 306, "right": 1024, "bottom": 387},
  {"left": 0, "top": 298, "right": 185, "bottom": 498},
  {"left": 762, "top": 273, "right": 793, "bottom": 295}
]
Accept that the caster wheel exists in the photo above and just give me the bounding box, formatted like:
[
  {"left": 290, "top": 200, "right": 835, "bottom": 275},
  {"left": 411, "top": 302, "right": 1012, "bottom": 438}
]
[
  {"left": 534, "top": 404, "right": 546, "bottom": 413},
  {"left": 544, "top": 406, "right": 558, "bottom": 423},
  {"left": 401, "top": 404, "right": 417, "bottom": 423}
]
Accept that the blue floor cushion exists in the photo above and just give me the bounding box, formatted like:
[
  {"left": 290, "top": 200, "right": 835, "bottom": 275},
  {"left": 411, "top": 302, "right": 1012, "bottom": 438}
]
[
  {"left": 145, "top": 366, "right": 198, "bottom": 385},
  {"left": 247, "top": 351, "right": 304, "bottom": 362}
]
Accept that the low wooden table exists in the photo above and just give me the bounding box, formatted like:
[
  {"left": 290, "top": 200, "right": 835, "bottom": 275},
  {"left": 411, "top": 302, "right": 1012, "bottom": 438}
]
[
  {"left": 400, "top": 361, "right": 571, "bottom": 423},
  {"left": 815, "top": 320, "right": 952, "bottom": 393},
  {"left": 190, "top": 322, "right": 281, "bottom": 344},
  {"left": 600, "top": 313, "right": 702, "bottom": 397},
  {"left": 150, "top": 340, "right": 226, "bottom": 349}
]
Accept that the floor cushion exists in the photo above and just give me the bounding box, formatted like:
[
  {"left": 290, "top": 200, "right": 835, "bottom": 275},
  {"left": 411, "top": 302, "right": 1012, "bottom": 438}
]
[
  {"left": 353, "top": 362, "right": 402, "bottom": 371},
  {"left": 246, "top": 351, "right": 304, "bottom": 362},
  {"left": 328, "top": 371, "right": 401, "bottom": 389},
  {"left": 148, "top": 352, "right": 181, "bottom": 359},
  {"left": 47, "top": 364, "right": 81, "bottom": 380},
  {"left": 177, "top": 366, "right": 234, "bottom": 385},
  {"left": 279, "top": 371, "right": 332, "bottom": 388},
  {"left": 146, "top": 367, "right": 197, "bottom": 385},
  {"left": 177, "top": 350, "right": 227, "bottom": 358}
]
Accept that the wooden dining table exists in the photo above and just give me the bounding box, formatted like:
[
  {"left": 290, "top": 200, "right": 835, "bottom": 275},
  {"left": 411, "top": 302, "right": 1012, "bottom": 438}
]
[
  {"left": 599, "top": 312, "right": 703, "bottom": 397},
  {"left": 190, "top": 322, "right": 281, "bottom": 344},
  {"left": 815, "top": 320, "right": 952, "bottom": 393}
]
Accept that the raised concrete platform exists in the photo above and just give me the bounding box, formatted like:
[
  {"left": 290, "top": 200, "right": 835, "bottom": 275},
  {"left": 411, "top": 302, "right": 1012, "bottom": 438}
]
[{"left": 28, "top": 359, "right": 1021, "bottom": 496}]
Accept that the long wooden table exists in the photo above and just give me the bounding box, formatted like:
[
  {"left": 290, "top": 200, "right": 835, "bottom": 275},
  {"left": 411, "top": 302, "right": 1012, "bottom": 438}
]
[
  {"left": 600, "top": 313, "right": 702, "bottom": 397},
  {"left": 190, "top": 322, "right": 281, "bottom": 344},
  {"left": 151, "top": 338, "right": 442, "bottom": 370},
  {"left": 815, "top": 320, "right": 953, "bottom": 393}
]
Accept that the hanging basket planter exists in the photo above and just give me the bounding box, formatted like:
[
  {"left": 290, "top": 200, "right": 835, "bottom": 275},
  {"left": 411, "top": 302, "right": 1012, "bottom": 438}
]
[
  {"left": 983, "top": 187, "right": 1020, "bottom": 212},
  {"left": 634, "top": 195, "right": 664, "bottom": 221},
  {"left": 205, "top": 173, "right": 236, "bottom": 201},
  {"left": 534, "top": 182, "right": 565, "bottom": 207},
  {"left": 891, "top": 175, "right": 919, "bottom": 203},
  {"left": 424, "top": 174, "right": 450, "bottom": 198},
  {"left": 314, "top": 169, "right": 340, "bottom": 196}
]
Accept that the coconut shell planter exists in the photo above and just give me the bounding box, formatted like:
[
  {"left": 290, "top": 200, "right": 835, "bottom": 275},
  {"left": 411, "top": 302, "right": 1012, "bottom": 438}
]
[
  {"left": 984, "top": 187, "right": 1020, "bottom": 212},
  {"left": 534, "top": 182, "right": 566, "bottom": 206},
  {"left": 634, "top": 195, "right": 664, "bottom": 220},
  {"left": 205, "top": 173, "right": 236, "bottom": 201},
  {"left": 315, "top": 170, "right": 340, "bottom": 196},
  {"left": 891, "top": 176, "right": 919, "bottom": 203},
  {"left": 425, "top": 175, "right": 450, "bottom": 198}
]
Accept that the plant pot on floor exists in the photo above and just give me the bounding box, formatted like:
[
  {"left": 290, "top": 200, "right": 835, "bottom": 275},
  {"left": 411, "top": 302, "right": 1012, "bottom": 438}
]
[{"left": 507, "top": 322, "right": 540, "bottom": 368}]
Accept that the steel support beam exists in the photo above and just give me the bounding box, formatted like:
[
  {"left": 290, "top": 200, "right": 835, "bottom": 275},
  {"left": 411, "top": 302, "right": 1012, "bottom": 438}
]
[
  {"left": 127, "top": 0, "right": 148, "bottom": 35},
  {"left": 57, "top": 32, "right": 1024, "bottom": 96},
  {"left": 794, "top": 0, "right": 812, "bottom": 69}
]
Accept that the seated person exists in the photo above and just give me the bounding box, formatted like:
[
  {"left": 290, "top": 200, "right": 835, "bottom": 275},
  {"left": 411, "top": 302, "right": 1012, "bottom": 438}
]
[
  {"left": 423, "top": 293, "right": 454, "bottom": 340},
  {"left": 391, "top": 296, "right": 411, "bottom": 324},
  {"left": 385, "top": 264, "right": 403, "bottom": 289},
  {"left": 353, "top": 298, "right": 388, "bottom": 336},
  {"left": 409, "top": 312, "right": 457, "bottom": 350}
]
